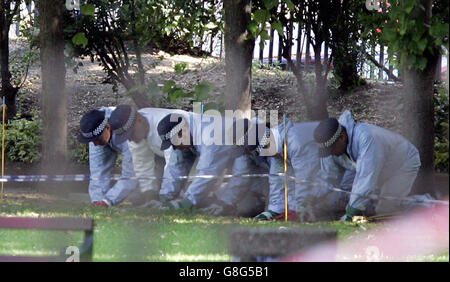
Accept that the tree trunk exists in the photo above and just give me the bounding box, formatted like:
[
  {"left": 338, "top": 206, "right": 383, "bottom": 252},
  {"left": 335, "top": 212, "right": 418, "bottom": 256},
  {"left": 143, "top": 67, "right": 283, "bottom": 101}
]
[
  {"left": 259, "top": 27, "right": 264, "bottom": 64},
  {"left": 219, "top": 32, "right": 223, "bottom": 59},
  {"left": 379, "top": 44, "right": 384, "bottom": 80},
  {"left": 296, "top": 24, "right": 302, "bottom": 69},
  {"left": 365, "top": 51, "right": 399, "bottom": 82},
  {"left": 370, "top": 45, "right": 375, "bottom": 79},
  {"left": 268, "top": 27, "right": 274, "bottom": 65},
  {"left": 224, "top": 0, "right": 254, "bottom": 118},
  {"left": 0, "top": 0, "right": 18, "bottom": 120},
  {"left": 277, "top": 3, "right": 284, "bottom": 65},
  {"left": 277, "top": 30, "right": 283, "bottom": 64},
  {"left": 402, "top": 0, "right": 439, "bottom": 194},
  {"left": 312, "top": 41, "right": 328, "bottom": 120},
  {"left": 305, "top": 25, "right": 311, "bottom": 67},
  {"left": 131, "top": 0, "right": 145, "bottom": 86},
  {"left": 388, "top": 48, "right": 394, "bottom": 81},
  {"left": 403, "top": 55, "right": 439, "bottom": 194},
  {"left": 435, "top": 55, "right": 441, "bottom": 82},
  {"left": 133, "top": 39, "right": 145, "bottom": 86},
  {"left": 286, "top": 22, "right": 293, "bottom": 71},
  {"left": 39, "top": 0, "right": 67, "bottom": 166}
]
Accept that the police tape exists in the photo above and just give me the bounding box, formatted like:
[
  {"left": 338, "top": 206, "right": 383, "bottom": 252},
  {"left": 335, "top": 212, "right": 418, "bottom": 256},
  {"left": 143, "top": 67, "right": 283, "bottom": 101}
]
[
  {"left": 0, "top": 173, "right": 274, "bottom": 182},
  {"left": 0, "top": 173, "right": 448, "bottom": 206}
]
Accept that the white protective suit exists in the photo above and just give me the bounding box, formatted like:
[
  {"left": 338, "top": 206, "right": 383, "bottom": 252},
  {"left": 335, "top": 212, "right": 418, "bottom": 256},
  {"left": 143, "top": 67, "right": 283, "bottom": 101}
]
[
  {"left": 159, "top": 112, "right": 249, "bottom": 206},
  {"left": 128, "top": 108, "right": 190, "bottom": 194},
  {"left": 220, "top": 119, "right": 350, "bottom": 216},
  {"left": 321, "top": 110, "right": 430, "bottom": 215},
  {"left": 88, "top": 107, "right": 138, "bottom": 205},
  {"left": 263, "top": 120, "right": 349, "bottom": 214}
]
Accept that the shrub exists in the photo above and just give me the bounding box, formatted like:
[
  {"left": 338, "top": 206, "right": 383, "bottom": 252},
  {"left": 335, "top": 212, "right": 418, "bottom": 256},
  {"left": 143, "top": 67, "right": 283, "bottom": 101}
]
[
  {"left": 434, "top": 84, "right": 449, "bottom": 172},
  {"left": 174, "top": 62, "right": 188, "bottom": 74},
  {"left": 0, "top": 117, "right": 42, "bottom": 163},
  {"left": 67, "top": 137, "right": 123, "bottom": 168},
  {"left": 68, "top": 139, "right": 89, "bottom": 164}
]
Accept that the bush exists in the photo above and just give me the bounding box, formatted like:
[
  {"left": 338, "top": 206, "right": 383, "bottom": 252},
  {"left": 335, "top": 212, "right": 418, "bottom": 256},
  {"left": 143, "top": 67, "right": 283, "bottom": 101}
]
[
  {"left": 0, "top": 116, "right": 123, "bottom": 166},
  {"left": 0, "top": 117, "right": 42, "bottom": 163},
  {"left": 67, "top": 137, "right": 123, "bottom": 168},
  {"left": 434, "top": 84, "right": 449, "bottom": 172},
  {"left": 174, "top": 62, "right": 188, "bottom": 74},
  {"left": 435, "top": 132, "right": 448, "bottom": 173},
  {"left": 68, "top": 139, "right": 89, "bottom": 164}
]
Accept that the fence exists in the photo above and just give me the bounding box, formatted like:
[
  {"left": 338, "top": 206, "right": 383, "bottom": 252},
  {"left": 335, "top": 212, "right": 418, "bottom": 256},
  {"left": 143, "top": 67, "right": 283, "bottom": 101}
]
[
  {"left": 202, "top": 24, "right": 448, "bottom": 82},
  {"left": 8, "top": 2, "right": 448, "bottom": 82}
]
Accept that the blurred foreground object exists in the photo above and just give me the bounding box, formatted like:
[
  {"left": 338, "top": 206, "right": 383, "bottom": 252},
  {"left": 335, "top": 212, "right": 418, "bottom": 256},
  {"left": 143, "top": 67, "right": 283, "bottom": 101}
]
[
  {"left": 0, "top": 217, "right": 94, "bottom": 262},
  {"left": 230, "top": 227, "right": 337, "bottom": 261},
  {"left": 282, "top": 202, "right": 449, "bottom": 262}
]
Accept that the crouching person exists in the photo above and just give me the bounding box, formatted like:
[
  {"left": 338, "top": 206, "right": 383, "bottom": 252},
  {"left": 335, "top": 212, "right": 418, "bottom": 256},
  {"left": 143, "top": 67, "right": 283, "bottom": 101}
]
[
  {"left": 109, "top": 105, "right": 190, "bottom": 206},
  {"left": 313, "top": 110, "right": 433, "bottom": 221},
  {"left": 230, "top": 118, "right": 348, "bottom": 221},
  {"left": 78, "top": 107, "right": 138, "bottom": 207},
  {"left": 155, "top": 113, "right": 246, "bottom": 211}
]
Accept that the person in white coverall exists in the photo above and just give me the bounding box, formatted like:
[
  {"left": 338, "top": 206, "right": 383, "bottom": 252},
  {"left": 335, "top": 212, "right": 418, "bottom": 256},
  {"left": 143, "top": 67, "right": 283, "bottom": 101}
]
[
  {"left": 313, "top": 110, "right": 433, "bottom": 221},
  {"left": 77, "top": 107, "right": 138, "bottom": 207},
  {"left": 155, "top": 112, "right": 256, "bottom": 210},
  {"left": 221, "top": 118, "right": 351, "bottom": 221},
  {"left": 109, "top": 105, "right": 190, "bottom": 206}
]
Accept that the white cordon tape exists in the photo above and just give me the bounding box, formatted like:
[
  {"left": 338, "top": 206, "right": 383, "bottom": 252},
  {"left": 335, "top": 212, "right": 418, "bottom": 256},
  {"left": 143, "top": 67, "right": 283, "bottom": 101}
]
[
  {"left": 0, "top": 173, "right": 448, "bottom": 206},
  {"left": 0, "top": 173, "right": 275, "bottom": 182}
]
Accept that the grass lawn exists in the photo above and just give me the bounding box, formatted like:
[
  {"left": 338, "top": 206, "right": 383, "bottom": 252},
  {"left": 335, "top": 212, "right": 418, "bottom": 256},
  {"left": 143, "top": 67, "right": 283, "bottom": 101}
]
[{"left": 0, "top": 197, "right": 448, "bottom": 262}]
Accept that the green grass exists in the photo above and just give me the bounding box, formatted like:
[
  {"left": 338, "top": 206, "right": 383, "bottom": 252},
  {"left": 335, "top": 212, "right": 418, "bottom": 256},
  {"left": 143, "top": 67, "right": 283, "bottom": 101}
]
[{"left": 0, "top": 198, "right": 448, "bottom": 262}]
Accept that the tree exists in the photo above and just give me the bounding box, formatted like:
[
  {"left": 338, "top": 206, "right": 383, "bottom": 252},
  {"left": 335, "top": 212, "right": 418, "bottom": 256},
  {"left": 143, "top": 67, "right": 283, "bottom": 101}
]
[
  {"left": 400, "top": 0, "right": 448, "bottom": 192},
  {"left": 38, "top": 0, "right": 67, "bottom": 165},
  {"left": 0, "top": 0, "right": 20, "bottom": 120},
  {"left": 364, "top": 0, "right": 449, "bottom": 192},
  {"left": 66, "top": 0, "right": 152, "bottom": 108},
  {"left": 328, "top": 0, "right": 366, "bottom": 91},
  {"left": 298, "top": 0, "right": 331, "bottom": 120},
  {"left": 66, "top": 0, "right": 222, "bottom": 109},
  {"left": 224, "top": 0, "right": 254, "bottom": 117},
  {"left": 256, "top": 0, "right": 331, "bottom": 120}
]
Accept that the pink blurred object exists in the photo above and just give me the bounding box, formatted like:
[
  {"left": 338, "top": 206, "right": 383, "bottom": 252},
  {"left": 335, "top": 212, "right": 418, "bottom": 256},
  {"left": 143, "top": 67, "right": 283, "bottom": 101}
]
[{"left": 282, "top": 200, "right": 449, "bottom": 262}]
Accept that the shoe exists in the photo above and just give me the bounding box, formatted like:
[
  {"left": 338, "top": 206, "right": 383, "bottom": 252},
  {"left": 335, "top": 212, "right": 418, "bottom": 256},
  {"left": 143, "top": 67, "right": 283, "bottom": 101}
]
[
  {"left": 92, "top": 199, "right": 110, "bottom": 207},
  {"left": 254, "top": 210, "right": 280, "bottom": 220},
  {"left": 273, "top": 210, "right": 300, "bottom": 222}
]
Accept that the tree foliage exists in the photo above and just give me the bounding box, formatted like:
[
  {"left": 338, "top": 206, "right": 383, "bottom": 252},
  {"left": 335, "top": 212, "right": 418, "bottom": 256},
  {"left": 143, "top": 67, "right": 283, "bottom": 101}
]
[
  {"left": 249, "top": 0, "right": 335, "bottom": 119},
  {"left": 64, "top": 0, "right": 222, "bottom": 107},
  {"left": 327, "top": 0, "right": 366, "bottom": 91},
  {"left": 1, "top": 0, "right": 25, "bottom": 119},
  {"left": 361, "top": 0, "right": 449, "bottom": 71},
  {"left": 434, "top": 85, "right": 449, "bottom": 172}
]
